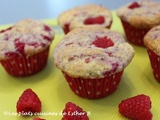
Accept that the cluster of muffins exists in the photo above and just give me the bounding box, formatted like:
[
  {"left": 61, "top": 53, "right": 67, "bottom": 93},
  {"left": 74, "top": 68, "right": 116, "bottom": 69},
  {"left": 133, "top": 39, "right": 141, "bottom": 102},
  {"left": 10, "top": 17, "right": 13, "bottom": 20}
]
[
  {"left": 54, "top": 0, "right": 160, "bottom": 99},
  {"left": 1, "top": 0, "right": 160, "bottom": 100}
]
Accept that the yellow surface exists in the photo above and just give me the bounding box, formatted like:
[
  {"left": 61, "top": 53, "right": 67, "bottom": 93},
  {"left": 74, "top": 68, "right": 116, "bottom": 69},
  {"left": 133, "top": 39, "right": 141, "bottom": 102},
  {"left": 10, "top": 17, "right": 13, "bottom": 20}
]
[{"left": 0, "top": 11, "right": 160, "bottom": 120}]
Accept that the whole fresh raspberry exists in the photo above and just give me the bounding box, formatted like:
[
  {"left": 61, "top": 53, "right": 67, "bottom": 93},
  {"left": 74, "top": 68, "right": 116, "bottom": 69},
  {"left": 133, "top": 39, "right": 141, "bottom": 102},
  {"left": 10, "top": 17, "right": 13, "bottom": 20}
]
[
  {"left": 118, "top": 94, "right": 152, "bottom": 120},
  {"left": 62, "top": 102, "right": 89, "bottom": 120},
  {"left": 16, "top": 88, "right": 42, "bottom": 115}
]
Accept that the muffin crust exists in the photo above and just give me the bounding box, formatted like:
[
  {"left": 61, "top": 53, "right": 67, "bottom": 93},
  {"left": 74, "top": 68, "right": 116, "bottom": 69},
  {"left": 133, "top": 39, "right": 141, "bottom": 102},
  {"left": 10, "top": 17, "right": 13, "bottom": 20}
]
[
  {"left": 144, "top": 25, "right": 160, "bottom": 56},
  {"left": 117, "top": 0, "right": 160, "bottom": 28},
  {"left": 0, "top": 19, "right": 54, "bottom": 60},
  {"left": 58, "top": 4, "right": 112, "bottom": 31},
  {"left": 53, "top": 27, "right": 134, "bottom": 79}
]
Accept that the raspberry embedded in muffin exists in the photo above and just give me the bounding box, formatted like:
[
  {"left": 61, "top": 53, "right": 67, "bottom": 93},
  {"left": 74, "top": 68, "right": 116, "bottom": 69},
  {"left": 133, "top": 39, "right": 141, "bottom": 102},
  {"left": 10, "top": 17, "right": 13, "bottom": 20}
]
[
  {"left": 103, "top": 62, "right": 119, "bottom": 75},
  {"left": 4, "top": 38, "right": 25, "bottom": 58},
  {"left": 0, "top": 27, "right": 12, "bottom": 33},
  {"left": 15, "top": 38, "right": 25, "bottom": 53},
  {"left": 63, "top": 23, "right": 70, "bottom": 34},
  {"left": 84, "top": 16, "right": 105, "bottom": 25},
  {"left": 5, "top": 52, "right": 18, "bottom": 58},
  {"left": 128, "top": 2, "right": 141, "bottom": 9},
  {"left": 92, "top": 36, "right": 114, "bottom": 48},
  {"left": 43, "top": 25, "right": 52, "bottom": 32}
]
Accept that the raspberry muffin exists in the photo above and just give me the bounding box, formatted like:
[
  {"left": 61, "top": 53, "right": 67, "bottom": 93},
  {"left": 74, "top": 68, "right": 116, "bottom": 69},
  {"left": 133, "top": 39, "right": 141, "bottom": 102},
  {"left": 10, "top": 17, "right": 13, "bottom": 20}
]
[
  {"left": 0, "top": 19, "right": 54, "bottom": 76},
  {"left": 53, "top": 27, "right": 134, "bottom": 99},
  {"left": 117, "top": 0, "right": 160, "bottom": 46},
  {"left": 144, "top": 25, "right": 160, "bottom": 82},
  {"left": 58, "top": 4, "right": 112, "bottom": 34}
]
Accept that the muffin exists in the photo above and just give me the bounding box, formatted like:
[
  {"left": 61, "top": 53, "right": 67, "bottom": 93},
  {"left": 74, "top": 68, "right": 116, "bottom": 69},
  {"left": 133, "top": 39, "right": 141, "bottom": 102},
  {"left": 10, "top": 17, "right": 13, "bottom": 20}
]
[
  {"left": 0, "top": 19, "right": 54, "bottom": 77},
  {"left": 117, "top": 0, "right": 160, "bottom": 46},
  {"left": 58, "top": 4, "right": 112, "bottom": 34},
  {"left": 144, "top": 25, "right": 160, "bottom": 82},
  {"left": 53, "top": 27, "right": 134, "bottom": 99}
]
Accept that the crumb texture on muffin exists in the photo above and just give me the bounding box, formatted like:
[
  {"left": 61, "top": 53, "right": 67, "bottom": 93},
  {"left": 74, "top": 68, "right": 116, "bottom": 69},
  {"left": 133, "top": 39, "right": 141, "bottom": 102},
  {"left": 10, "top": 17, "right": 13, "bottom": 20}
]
[
  {"left": 117, "top": 0, "right": 160, "bottom": 28},
  {"left": 144, "top": 25, "right": 160, "bottom": 56},
  {"left": 0, "top": 19, "right": 54, "bottom": 60},
  {"left": 58, "top": 4, "right": 112, "bottom": 31},
  {"left": 53, "top": 27, "right": 134, "bottom": 79}
]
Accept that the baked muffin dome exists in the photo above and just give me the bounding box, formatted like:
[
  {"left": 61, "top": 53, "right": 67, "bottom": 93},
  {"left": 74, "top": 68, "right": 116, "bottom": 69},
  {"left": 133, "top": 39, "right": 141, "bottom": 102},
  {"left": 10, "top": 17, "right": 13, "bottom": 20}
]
[
  {"left": 58, "top": 4, "right": 112, "bottom": 34},
  {"left": 117, "top": 0, "right": 160, "bottom": 29},
  {"left": 53, "top": 27, "right": 134, "bottom": 79},
  {"left": 144, "top": 25, "right": 160, "bottom": 56},
  {"left": 0, "top": 19, "right": 54, "bottom": 60}
]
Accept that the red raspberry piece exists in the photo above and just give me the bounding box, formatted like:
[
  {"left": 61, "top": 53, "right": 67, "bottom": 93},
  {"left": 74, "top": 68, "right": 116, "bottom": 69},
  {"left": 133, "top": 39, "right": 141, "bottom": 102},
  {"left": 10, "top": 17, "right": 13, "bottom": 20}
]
[
  {"left": 128, "top": 2, "right": 141, "bottom": 9},
  {"left": 0, "top": 27, "right": 12, "bottom": 33},
  {"left": 118, "top": 94, "right": 152, "bottom": 120},
  {"left": 63, "top": 23, "right": 70, "bottom": 34},
  {"left": 5, "top": 52, "right": 19, "bottom": 58},
  {"left": 5, "top": 38, "right": 25, "bottom": 58},
  {"left": 42, "top": 35, "right": 52, "bottom": 42},
  {"left": 43, "top": 25, "right": 51, "bottom": 32},
  {"left": 84, "top": 16, "right": 105, "bottom": 25},
  {"left": 15, "top": 40, "right": 25, "bottom": 54},
  {"left": 62, "top": 102, "right": 89, "bottom": 120},
  {"left": 104, "top": 62, "right": 119, "bottom": 75},
  {"left": 16, "top": 88, "right": 42, "bottom": 115},
  {"left": 92, "top": 36, "right": 114, "bottom": 48}
]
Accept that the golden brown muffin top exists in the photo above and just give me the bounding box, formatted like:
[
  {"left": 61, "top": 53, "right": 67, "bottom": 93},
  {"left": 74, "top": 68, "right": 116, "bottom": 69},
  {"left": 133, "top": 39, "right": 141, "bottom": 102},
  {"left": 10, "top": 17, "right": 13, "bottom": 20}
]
[
  {"left": 58, "top": 4, "right": 112, "bottom": 31},
  {"left": 0, "top": 19, "right": 54, "bottom": 60},
  {"left": 144, "top": 25, "right": 160, "bottom": 56},
  {"left": 117, "top": 0, "right": 160, "bottom": 28},
  {"left": 53, "top": 27, "right": 134, "bottom": 79}
]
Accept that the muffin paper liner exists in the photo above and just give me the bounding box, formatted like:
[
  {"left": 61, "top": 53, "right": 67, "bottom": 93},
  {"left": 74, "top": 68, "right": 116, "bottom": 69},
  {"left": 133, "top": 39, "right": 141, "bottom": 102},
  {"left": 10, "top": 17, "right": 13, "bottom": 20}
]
[
  {"left": 0, "top": 47, "right": 50, "bottom": 77},
  {"left": 121, "top": 19, "right": 150, "bottom": 46},
  {"left": 147, "top": 49, "right": 160, "bottom": 82},
  {"left": 62, "top": 71, "right": 124, "bottom": 99}
]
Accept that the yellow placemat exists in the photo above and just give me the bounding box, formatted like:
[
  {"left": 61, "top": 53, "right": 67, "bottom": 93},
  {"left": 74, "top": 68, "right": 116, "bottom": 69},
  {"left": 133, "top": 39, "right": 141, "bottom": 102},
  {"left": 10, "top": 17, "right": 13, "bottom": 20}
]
[{"left": 0, "top": 11, "right": 160, "bottom": 120}]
